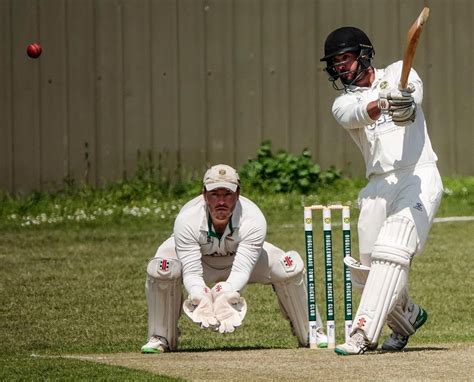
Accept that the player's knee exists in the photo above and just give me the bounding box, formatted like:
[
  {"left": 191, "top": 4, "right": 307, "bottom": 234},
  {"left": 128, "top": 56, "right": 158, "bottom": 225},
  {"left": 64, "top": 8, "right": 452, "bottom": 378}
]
[
  {"left": 372, "top": 215, "right": 418, "bottom": 266},
  {"left": 270, "top": 251, "right": 305, "bottom": 282},
  {"left": 146, "top": 257, "right": 182, "bottom": 282}
]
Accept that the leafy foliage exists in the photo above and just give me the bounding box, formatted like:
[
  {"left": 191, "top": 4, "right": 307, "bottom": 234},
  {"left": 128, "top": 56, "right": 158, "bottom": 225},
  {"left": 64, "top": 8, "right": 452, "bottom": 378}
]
[
  {"left": 0, "top": 139, "right": 472, "bottom": 228},
  {"left": 239, "top": 141, "right": 341, "bottom": 194}
]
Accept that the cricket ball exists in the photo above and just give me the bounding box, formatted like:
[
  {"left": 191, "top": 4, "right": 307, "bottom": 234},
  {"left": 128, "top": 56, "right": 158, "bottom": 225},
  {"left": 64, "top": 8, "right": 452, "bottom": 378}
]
[{"left": 27, "top": 43, "right": 42, "bottom": 59}]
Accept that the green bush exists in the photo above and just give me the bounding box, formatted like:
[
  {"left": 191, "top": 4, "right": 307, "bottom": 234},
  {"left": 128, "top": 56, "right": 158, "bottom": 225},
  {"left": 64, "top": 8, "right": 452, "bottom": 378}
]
[{"left": 239, "top": 141, "right": 341, "bottom": 193}]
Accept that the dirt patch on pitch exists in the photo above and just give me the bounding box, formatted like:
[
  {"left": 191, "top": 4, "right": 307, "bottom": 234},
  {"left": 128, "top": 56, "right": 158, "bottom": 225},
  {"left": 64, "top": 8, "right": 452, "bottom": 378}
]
[{"left": 69, "top": 343, "right": 473, "bottom": 381}]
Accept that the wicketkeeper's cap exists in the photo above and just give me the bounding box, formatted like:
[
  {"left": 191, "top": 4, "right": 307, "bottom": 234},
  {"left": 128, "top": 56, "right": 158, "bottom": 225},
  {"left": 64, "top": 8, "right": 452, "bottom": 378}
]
[{"left": 203, "top": 164, "right": 240, "bottom": 192}]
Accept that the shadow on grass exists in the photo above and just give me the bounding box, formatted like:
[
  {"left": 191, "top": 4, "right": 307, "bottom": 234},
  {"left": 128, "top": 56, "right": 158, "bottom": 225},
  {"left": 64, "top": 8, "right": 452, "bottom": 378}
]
[
  {"left": 377, "top": 346, "right": 449, "bottom": 354},
  {"left": 173, "top": 344, "right": 290, "bottom": 353}
]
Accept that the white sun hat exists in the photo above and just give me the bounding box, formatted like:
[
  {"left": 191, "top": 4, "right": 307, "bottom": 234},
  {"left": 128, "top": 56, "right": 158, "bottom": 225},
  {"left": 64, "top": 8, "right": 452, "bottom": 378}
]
[{"left": 203, "top": 164, "right": 240, "bottom": 192}]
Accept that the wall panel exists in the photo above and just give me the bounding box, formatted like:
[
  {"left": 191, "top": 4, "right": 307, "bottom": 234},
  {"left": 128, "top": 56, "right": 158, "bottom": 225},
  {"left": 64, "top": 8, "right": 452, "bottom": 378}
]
[
  {"left": 233, "top": 0, "right": 263, "bottom": 165},
  {"left": 424, "top": 0, "right": 456, "bottom": 176},
  {"left": 151, "top": 0, "right": 180, "bottom": 177},
  {"left": 10, "top": 0, "right": 41, "bottom": 193},
  {"left": 1, "top": 0, "right": 472, "bottom": 194},
  {"left": 39, "top": 0, "right": 68, "bottom": 189},
  {"left": 288, "top": 0, "right": 317, "bottom": 154},
  {"left": 205, "top": 0, "right": 235, "bottom": 165},
  {"left": 314, "top": 0, "right": 353, "bottom": 174},
  {"left": 122, "top": 0, "right": 152, "bottom": 178},
  {"left": 96, "top": 0, "right": 125, "bottom": 185},
  {"left": 177, "top": 0, "right": 206, "bottom": 174},
  {"left": 262, "top": 0, "right": 290, "bottom": 148},
  {"left": 66, "top": 0, "right": 96, "bottom": 184},
  {"left": 0, "top": 0, "right": 13, "bottom": 191},
  {"left": 452, "top": 0, "right": 473, "bottom": 175}
]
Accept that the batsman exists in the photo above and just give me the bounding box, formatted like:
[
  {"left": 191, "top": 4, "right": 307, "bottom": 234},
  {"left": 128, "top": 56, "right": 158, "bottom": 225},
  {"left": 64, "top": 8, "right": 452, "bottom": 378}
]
[
  {"left": 141, "top": 164, "right": 327, "bottom": 353},
  {"left": 320, "top": 26, "right": 443, "bottom": 355}
]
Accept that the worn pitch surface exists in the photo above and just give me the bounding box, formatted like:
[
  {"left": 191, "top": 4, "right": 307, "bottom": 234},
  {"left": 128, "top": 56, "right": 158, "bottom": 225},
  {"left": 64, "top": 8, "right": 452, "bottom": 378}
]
[{"left": 64, "top": 343, "right": 473, "bottom": 381}]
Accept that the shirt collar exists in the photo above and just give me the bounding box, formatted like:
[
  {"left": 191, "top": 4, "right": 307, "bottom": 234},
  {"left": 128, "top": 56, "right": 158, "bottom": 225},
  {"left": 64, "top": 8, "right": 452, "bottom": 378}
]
[{"left": 207, "top": 212, "right": 234, "bottom": 238}]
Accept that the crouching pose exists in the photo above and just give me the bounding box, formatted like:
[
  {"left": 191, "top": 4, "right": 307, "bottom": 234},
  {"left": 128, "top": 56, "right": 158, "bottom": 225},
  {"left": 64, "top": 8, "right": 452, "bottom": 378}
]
[
  {"left": 320, "top": 27, "right": 443, "bottom": 355},
  {"left": 141, "top": 164, "right": 327, "bottom": 353}
]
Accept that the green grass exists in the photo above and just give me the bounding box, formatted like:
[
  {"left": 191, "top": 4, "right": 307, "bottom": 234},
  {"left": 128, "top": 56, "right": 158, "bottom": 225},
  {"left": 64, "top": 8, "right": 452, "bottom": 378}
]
[
  {"left": 0, "top": 356, "right": 184, "bottom": 381},
  {"left": 0, "top": 176, "right": 473, "bottom": 380}
]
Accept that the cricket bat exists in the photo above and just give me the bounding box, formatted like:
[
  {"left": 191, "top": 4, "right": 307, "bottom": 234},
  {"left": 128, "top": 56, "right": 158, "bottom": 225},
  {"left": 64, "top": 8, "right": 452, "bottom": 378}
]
[{"left": 400, "top": 7, "right": 430, "bottom": 90}]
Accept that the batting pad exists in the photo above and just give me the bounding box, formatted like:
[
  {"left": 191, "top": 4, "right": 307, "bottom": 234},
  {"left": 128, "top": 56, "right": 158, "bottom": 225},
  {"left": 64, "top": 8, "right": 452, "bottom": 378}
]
[
  {"left": 145, "top": 257, "right": 182, "bottom": 350},
  {"left": 352, "top": 214, "right": 418, "bottom": 342},
  {"left": 352, "top": 260, "right": 408, "bottom": 343},
  {"left": 271, "top": 251, "right": 323, "bottom": 346}
]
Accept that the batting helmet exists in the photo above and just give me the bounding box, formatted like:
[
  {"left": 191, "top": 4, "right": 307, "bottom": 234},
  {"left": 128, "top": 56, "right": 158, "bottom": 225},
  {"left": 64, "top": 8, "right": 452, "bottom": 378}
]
[{"left": 320, "top": 27, "right": 375, "bottom": 89}]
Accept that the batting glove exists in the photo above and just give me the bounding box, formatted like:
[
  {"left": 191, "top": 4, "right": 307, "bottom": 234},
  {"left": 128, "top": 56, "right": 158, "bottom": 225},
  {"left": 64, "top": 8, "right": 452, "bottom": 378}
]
[{"left": 378, "top": 85, "right": 416, "bottom": 126}]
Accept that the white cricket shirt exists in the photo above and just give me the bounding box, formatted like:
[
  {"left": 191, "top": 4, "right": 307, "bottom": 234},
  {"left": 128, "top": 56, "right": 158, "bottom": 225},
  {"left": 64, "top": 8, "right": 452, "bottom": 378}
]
[
  {"left": 332, "top": 61, "right": 438, "bottom": 178},
  {"left": 173, "top": 195, "right": 267, "bottom": 297}
]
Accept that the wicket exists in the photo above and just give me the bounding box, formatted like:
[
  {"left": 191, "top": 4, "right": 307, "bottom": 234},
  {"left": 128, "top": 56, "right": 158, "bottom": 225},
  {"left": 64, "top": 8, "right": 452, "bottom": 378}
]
[{"left": 304, "top": 204, "right": 353, "bottom": 349}]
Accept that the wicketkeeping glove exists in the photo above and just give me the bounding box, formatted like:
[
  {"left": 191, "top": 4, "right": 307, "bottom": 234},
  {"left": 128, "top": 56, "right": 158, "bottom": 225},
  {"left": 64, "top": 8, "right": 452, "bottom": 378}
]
[
  {"left": 182, "top": 286, "right": 219, "bottom": 329},
  {"left": 378, "top": 84, "right": 416, "bottom": 126},
  {"left": 211, "top": 282, "right": 247, "bottom": 334}
]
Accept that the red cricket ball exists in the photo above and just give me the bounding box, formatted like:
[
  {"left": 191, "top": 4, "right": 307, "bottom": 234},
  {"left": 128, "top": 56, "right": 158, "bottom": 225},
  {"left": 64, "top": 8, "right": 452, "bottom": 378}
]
[{"left": 27, "top": 43, "right": 42, "bottom": 59}]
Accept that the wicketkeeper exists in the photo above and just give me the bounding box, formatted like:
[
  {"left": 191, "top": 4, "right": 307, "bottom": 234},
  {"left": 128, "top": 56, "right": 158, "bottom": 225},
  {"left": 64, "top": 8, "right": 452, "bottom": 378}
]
[
  {"left": 320, "top": 27, "right": 443, "bottom": 355},
  {"left": 141, "top": 164, "right": 327, "bottom": 353}
]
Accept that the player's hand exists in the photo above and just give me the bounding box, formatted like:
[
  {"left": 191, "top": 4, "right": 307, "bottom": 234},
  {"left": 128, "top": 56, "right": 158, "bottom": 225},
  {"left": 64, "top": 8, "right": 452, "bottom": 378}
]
[
  {"left": 182, "top": 287, "right": 218, "bottom": 329},
  {"left": 378, "top": 85, "right": 416, "bottom": 125},
  {"left": 212, "top": 282, "right": 247, "bottom": 334}
]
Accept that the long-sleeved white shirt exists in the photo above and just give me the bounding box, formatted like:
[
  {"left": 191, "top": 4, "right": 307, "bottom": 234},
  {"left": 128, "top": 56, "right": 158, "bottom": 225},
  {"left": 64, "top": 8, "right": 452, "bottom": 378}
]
[
  {"left": 173, "top": 195, "right": 267, "bottom": 297},
  {"left": 332, "top": 61, "right": 438, "bottom": 178}
]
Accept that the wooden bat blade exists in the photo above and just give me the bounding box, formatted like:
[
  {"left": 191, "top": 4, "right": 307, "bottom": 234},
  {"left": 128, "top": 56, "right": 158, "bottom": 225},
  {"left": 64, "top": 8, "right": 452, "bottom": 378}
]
[{"left": 400, "top": 7, "right": 430, "bottom": 90}]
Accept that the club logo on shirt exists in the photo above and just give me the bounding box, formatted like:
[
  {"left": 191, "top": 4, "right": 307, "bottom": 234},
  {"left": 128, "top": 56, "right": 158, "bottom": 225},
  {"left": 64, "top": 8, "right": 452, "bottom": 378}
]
[
  {"left": 379, "top": 81, "right": 389, "bottom": 89},
  {"left": 368, "top": 113, "right": 392, "bottom": 130},
  {"left": 413, "top": 202, "right": 424, "bottom": 212}
]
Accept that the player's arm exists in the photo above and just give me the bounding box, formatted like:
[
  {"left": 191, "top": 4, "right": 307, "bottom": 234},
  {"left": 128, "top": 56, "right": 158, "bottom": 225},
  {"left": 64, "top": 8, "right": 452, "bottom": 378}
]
[
  {"left": 173, "top": 222, "right": 206, "bottom": 296},
  {"left": 332, "top": 94, "right": 378, "bottom": 130},
  {"left": 367, "top": 100, "right": 381, "bottom": 121},
  {"left": 211, "top": 212, "right": 266, "bottom": 333},
  {"left": 174, "top": 217, "right": 218, "bottom": 329},
  {"left": 226, "top": 215, "right": 267, "bottom": 291}
]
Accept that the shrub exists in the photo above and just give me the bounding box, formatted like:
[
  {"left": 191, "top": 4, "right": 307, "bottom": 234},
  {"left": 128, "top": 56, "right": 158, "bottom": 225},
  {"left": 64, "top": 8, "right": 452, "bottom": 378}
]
[{"left": 239, "top": 141, "right": 341, "bottom": 194}]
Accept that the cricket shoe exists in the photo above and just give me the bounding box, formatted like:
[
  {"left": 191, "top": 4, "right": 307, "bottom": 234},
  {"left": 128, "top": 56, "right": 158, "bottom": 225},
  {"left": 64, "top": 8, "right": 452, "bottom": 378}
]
[
  {"left": 316, "top": 327, "right": 328, "bottom": 349},
  {"left": 141, "top": 335, "right": 169, "bottom": 354},
  {"left": 334, "top": 329, "right": 370, "bottom": 356},
  {"left": 382, "top": 307, "right": 428, "bottom": 351}
]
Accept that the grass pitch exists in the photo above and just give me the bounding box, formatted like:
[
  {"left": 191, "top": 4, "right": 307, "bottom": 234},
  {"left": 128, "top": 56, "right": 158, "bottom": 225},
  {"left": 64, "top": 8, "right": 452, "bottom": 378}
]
[{"left": 0, "top": 178, "right": 473, "bottom": 380}]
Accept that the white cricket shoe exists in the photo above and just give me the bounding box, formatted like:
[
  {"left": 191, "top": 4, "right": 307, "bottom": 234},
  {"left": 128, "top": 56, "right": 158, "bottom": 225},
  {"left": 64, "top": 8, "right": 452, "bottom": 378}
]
[
  {"left": 334, "top": 329, "right": 370, "bottom": 356},
  {"left": 141, "top": 335, "right": 169, "bottom": 354},
  {"left": 382, "top": 307, "right": 428, "bottom": 351},
  {"left": 316, "top": 327, "right": 328, "bottom": 349}
]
